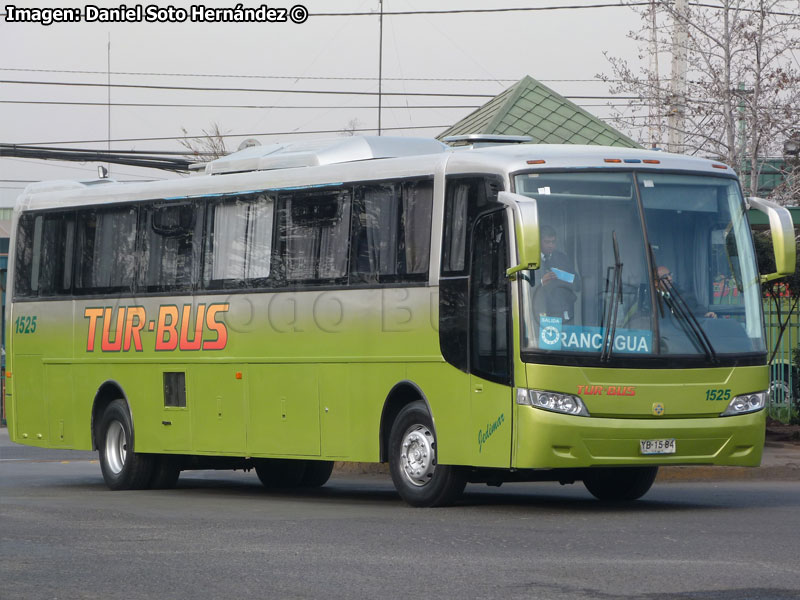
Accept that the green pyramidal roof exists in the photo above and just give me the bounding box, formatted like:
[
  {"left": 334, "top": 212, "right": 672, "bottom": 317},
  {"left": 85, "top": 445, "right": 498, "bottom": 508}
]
[{"left": 438, "top": 75, "right": 641, "bottom": 148}]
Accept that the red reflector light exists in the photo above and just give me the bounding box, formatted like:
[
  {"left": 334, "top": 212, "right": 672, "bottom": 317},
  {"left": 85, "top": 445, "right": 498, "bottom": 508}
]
[
  {"left": 526, "top": 159, "right": 546, "bottom": 164},
  {"left": 604, "top": 159, "right": 622, "bottom": 163},
  {"left": 712, "top": 164, "right": 728, "bottom": 169},
  {"left": 235, "top": 372, "right": 243, "bottom": 380},
  {"left": 643, "top": 159, "right": 660, "bottom": 164}
]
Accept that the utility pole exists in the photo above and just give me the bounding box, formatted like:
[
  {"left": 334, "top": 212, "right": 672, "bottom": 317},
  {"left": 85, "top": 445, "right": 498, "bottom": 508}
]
[
  {"left": 107, "top": 32, "right": 112, "bottom": 175},
  {"left": 377, "top": 0, "right": 383, "bottom": 136},
  {"left": 667, "top": 0, "right": 688, "bottom": 153}
]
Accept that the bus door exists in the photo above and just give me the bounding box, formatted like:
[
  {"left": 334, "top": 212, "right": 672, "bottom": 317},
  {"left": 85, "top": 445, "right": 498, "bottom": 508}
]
[{"left": 469, "top": 210, "right": 513, "bottom": 468}]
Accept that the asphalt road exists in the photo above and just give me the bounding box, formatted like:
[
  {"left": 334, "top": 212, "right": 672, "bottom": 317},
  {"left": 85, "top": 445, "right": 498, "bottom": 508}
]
[{"left": 2, "top": 434, "right": 800, "bottom": 600}]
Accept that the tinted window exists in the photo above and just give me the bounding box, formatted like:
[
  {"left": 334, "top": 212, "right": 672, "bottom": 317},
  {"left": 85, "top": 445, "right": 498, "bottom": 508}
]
[
  {"left": 351, "top": 179, "right": 433, "bottom": 283},
  {"left": 14, "top": 212, "right": 75, "bottom": 298},
  {"left": 75, "top": 206, "right": 138, "bottom": 295},
  {"left": 278, "top": 189, "right": 351, "bottom": 283},
  {"left": 204, "top": 193, "right": 274, "bottom": 288},
  {"left": 441, "top": 176, "right": 504, "bottom": 277},
  {"left": 139, "top": 203, "right": 200, "bottom": 293},
  {"left": 470, "top": 210, "right": 510, "bottom": 382}
]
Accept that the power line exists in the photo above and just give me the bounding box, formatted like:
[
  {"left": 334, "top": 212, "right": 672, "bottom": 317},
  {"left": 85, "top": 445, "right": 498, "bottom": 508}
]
[
  {"left": 16, "top": 124, "right": 451, "bottom": 147},
  {"left": 0, "top": 99, "right": 646, "bottom": 110},
  {"left": 311, "top": 3, "right": 652, "bottom": 16},
  {"left": 0, "top": 79, "right": 496, "bottom": 98},
  {"left": 1, "top": 145, "right": 191, "bottom": 171},
  {"left": 2, "top": 157, "right": 170, "bottom": 178},
  {"left": 311, "top": 2, "right": 797, "bottom": 17},
  {"left": 0, "top": 79, "right": 641, "bottom": 101},
  {"left": 0, "top": 67, "right": 621, "bottom": 84},
  {"left": 0, "top": 100, "right": 480, "bottom": 110}
]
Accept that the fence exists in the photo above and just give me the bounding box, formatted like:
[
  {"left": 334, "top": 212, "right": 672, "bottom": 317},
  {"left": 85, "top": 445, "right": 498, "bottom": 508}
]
[{"left": 764, "top": 296, "right": 800, "bottom": 424}]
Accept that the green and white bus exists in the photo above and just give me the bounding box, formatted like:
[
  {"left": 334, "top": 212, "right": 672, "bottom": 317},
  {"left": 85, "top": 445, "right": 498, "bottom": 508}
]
[{"left": 6, "top": 136, "right": 794, "bottom": 506}]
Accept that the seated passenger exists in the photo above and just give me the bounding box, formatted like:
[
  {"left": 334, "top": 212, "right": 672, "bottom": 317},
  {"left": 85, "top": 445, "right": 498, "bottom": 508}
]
[{"left": 539, "top": 226, "right": 579, "bottom": 323}]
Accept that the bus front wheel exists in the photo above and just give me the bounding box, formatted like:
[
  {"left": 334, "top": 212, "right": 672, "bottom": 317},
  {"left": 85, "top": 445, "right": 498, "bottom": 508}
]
[
  {"left": 97, "top": 399, "right": 155, "bottom": 491},
  {"left": 582, "top": 466, "right": 658, "bottom": 501},
  {"left": 388, "top": 401, "right": 466, "bottom": 507}
]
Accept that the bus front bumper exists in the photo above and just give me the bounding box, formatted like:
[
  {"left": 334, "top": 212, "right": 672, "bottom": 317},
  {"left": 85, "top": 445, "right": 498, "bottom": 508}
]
[{"left": 513, "top": 405, "right": 766, "bottom": 469}]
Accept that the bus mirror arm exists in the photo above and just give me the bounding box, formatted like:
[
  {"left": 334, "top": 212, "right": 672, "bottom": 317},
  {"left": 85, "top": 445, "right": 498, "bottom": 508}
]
[
  {"left": 498, "top": 191, "right": 540, "bottom": 279},
  {"left": 748, "top": 197, "right": 796, "bottom": 283}
]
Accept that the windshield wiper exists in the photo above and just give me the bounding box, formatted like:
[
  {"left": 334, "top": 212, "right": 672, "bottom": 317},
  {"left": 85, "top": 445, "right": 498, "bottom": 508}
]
[
  {"left": 600, "top": 232, "right": 623, "bottom": 362},
  {"left": 658, "top": 276, "right": 718, "bottom": 363}
]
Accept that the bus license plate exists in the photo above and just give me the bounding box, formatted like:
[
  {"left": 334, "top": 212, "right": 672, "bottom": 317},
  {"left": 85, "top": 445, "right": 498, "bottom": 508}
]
[{"left": 639, "top": 438, "right": 676, "bottom": 455}]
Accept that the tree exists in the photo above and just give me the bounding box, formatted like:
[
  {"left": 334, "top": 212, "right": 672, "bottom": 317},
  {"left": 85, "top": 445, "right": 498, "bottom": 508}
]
[
  {"left": 600, "top": 1, "right": 800, "bottom": 200},
  {"left": 340, "top": 118, "right": 362, "bottom": 137},
  {"left": 179, "top": 122, "right": 229, "bottom": 163}
]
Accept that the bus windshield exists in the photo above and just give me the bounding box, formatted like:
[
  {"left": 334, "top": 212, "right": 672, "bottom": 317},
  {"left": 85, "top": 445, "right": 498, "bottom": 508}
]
[{"left": 515, "top": 170, "right": 764, "bottom": 364}]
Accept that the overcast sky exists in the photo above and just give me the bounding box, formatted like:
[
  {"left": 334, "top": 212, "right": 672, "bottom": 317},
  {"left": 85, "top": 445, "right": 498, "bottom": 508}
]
[{"left": 0, "top": 0, "right": 648, "bottom": 205}]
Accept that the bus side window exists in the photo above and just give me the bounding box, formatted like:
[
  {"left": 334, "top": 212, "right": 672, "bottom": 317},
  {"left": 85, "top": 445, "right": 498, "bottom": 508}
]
[
  {"left": 441, "top": 182, "right": 469, "bottom": 275},
  {"left": 13, "top": 213, "right": 35, "bottom": 298},
  {"left": 279, "top": 189, "right": 351, "bottom": 284},
  {"left": 14, "top": 212, "right": 74, "bottom": 298},
  {"left": 75, "top": 207, "right": 138, "bottom": 295},
  {"left": 139, "top": 203, "right": 200, "bottom": 293},
  {"left": 350, "top": 178, "right": 433, "bottom": 283},
  {"left": 204, "top": 193, "right": 274, "bottom": 289},
  {"left": 470, "top": 211, "right": 510, "bottom": 383}
]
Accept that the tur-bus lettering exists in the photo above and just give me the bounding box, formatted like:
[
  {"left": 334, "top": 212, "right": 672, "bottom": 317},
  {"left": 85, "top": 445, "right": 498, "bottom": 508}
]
[{"left": 84, "top": 304, "right": 229, "bottom": 352}]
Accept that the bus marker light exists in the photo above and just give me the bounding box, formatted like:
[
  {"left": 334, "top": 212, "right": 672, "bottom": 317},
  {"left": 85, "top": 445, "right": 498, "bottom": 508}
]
[
  {"left": 623, "top": 159, "right": 641, "bottom": 163},
  {"left": 643, "top": 159, "right": 660, "bottom": 164},
  {"left": 5, "top": 372, "right": 10, "bottom": 378},
  {"left": 604, "top": 158, "right": 622, "bottom": 163},
  {"left": 712, "top": 164, "right": 728, "bottom": 169},
  {"left": 235, "top": 372, "right": 243, "bottom": 379},
  {"left": 526, "top": 159, "right": 546, "bottom": 164}
]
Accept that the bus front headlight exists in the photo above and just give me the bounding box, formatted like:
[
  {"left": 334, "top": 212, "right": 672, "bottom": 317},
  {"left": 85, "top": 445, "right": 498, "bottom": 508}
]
[
  {"left": 517, "top": 388, "right": 590, "bottom": 417},
  {"left": 720, "top": 391, "right": 766, "bottom": 417}
]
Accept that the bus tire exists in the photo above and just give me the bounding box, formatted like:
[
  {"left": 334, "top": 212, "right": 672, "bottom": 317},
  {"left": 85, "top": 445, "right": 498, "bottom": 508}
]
[
  {"left": 388, "top": 400, "right": 466, "bottom": 507},
  {"left": 97, "top": 399, "right": 154, "bottom": 491},
  {"left": 300, "top": 460, "right": 334, "bottom": 488},
  {"left": 254, "top": 458, "right": 307, "bottom": 489},
  {"left": 582, "top": 466, "right": 658, "bottom": 501},
  {"left": 149, "top": 456, "right": 181, "bottom": 489}
]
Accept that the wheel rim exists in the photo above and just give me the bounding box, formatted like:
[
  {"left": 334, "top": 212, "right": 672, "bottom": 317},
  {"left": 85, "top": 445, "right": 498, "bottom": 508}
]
[
  {"left": 104, "top": 420, "right": 127, "bottom": 475},
  {"left": 399, "top": 424, "right": 436, "bottom": 487},
  {"left": 769, "top": 380, "right": 792, "bottom": 404}
]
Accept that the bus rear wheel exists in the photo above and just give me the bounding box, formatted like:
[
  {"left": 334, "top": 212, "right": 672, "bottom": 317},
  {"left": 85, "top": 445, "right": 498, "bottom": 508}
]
[
  {"left": 254, "top": 458, "right": 307, "bottom": 489},
  {"left": 149, "top": 455, "right": 181, "bottom": 489},
  {"left": 300, "top": 460, "right": 334, "bottom": 487},
  {"left": 388, "top": 401, "right": 466, "bottom": 507},
  {"left": 582, "top": 466, "right": 658, "bottom": 501},
  {"left": 97, "top": 399, "right": 154, "bottom": 491}
]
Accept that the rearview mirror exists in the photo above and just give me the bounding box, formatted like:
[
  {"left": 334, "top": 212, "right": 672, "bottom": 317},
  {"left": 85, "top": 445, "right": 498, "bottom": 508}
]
[
  {"left": 748, "top": 196, "right": 796, "bottom": 283},
  {"left": 498, "top": 191, "right": 540, "bottom": 278}
]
